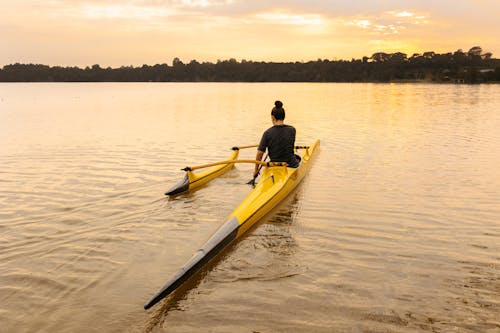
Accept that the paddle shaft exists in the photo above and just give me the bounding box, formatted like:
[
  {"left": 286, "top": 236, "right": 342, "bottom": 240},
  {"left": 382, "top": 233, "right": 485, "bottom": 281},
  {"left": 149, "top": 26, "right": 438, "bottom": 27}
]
[
  {"left": 254, "top": 152, "right": 268, "bottom": 176},
  {"left": 233, "top": 144, "right": 259, "bottom": 150},
  {"left": 183, "top": 159, "right": 286, "bottom": 171},
  {"left": 181, "top": 144, "right": 308, "bottom": 172}
]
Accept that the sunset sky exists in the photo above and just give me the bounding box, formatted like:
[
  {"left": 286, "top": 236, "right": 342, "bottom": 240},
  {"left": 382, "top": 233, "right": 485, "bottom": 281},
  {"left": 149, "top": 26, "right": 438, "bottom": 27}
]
[{"left": 2, "top": 0, "right": 499, "bottom": 67}]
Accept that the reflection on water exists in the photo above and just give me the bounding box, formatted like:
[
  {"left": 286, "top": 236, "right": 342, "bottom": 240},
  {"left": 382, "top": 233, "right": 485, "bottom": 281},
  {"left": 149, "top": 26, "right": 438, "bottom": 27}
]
[{"left": 1, "top": 83, "right": 500, "bottom": 333}]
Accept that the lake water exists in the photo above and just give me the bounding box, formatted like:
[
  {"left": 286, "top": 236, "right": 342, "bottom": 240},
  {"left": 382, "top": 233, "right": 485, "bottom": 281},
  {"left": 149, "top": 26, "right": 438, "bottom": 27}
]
[{"left": 1, "top": 83, "right": 499, "bottom": 333}]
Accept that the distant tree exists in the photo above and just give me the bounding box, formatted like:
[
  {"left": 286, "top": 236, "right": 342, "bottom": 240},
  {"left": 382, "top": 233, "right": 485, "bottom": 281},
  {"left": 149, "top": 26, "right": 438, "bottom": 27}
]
[
  {"left": 371, "top": 52, "right": 390, "bottom": 62},
  {"left": 467, "top": 46, "right": 483, "bottom": 65},
  {"left": 389, "top": 52, "right": 407, "bottom": 63},
  {"left": 482, "top": 52, "right": 492, "bottom": 60},
  {"left": 172, "top": 57, "right": 184, "bottom": 67},
  {"left": 453, "top": 49, "right": 467, "bottom": 66},
  {"left": 423, "top": 52, "right": 435, "bottom": 59},
  {"left": 468, "top": 46, "right": 482, "bottom": 57},
  {"left": 171, "top": 57, "right": 186, "bottom": 80}
]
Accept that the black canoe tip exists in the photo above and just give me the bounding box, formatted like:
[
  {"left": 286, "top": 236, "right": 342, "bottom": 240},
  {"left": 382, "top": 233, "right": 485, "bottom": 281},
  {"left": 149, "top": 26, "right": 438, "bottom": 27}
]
[
  {"left": 165, "top": 174, "right": 190, "bottom": 196},
  {"left": 144, "top": 298, "right": 160, "bottom": 310},
  {"left": 143, "top": 283, "right": 175, "bottom": 310},
  {"left": 143, "top": 217, "right": 241, "bottom": 310},
  {"left": 144, "top": 299, "right": 157, "bottom": 310}
]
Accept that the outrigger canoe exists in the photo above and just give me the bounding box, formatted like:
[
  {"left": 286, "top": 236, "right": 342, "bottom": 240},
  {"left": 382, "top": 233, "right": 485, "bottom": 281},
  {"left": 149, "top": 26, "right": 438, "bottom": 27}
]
[
  {"left": 165, "top": 144, "right": 257, "bottom": 195},
  {"left": 144, "top": 139, "right": 320, "bottom": 310}
]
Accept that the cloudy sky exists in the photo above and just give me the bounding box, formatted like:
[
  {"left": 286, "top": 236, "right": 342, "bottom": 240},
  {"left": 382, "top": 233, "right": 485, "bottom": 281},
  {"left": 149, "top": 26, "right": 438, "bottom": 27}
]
[{"left": 2, "top": 0, "right": 499, "bottom": 67}]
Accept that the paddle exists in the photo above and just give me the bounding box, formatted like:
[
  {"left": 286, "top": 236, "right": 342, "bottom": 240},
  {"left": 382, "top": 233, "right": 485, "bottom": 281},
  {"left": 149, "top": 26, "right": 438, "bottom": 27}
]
[{"left": 247, "top": 153, "right": 268, "bottom": 186}]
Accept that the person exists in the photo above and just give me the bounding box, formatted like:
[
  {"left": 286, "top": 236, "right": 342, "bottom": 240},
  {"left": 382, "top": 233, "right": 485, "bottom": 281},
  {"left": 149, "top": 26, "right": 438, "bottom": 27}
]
[{"left": 253, "top": 100, "right": 300, "bottom": 179}]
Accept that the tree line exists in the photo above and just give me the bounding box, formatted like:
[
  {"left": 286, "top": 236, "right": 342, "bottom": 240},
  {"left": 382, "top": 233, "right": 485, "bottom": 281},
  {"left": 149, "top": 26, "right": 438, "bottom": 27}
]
[{"left": 1, "top": 46, "right": 499, "bottom": 83}]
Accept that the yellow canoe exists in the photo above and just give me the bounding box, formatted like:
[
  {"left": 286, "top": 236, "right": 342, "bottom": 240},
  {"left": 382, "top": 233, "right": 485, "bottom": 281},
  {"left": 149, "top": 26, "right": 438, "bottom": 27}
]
[{"left": 145, "top": 139, "right": 320, "bottom": 309}]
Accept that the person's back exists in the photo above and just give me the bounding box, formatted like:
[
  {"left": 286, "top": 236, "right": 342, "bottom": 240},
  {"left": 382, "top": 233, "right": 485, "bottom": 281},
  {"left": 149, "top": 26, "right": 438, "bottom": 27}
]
[
  {"left": 253, "top": 101, "right": 299, "bottom": 179},
  {"left": 259, "top": 123, "right": 298, "bottom": 166}
]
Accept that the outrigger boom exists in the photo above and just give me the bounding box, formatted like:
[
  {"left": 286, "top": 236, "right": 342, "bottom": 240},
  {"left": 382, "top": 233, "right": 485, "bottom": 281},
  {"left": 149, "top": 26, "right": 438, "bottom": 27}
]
[
  {"left": 182, "top": 159, "right": 287, "bottom": 171},
  {"left": 165, "top": 145, "right": 310, "bottom": 195},
  {"left": 145, "top": 140, "right": 320, "bottom": 310}
]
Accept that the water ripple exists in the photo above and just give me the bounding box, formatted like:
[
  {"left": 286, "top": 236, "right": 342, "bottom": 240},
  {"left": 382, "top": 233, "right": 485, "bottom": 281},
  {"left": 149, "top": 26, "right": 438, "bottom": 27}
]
[{"left": 1, "top": 83, "right": 500, "bottom": 333}]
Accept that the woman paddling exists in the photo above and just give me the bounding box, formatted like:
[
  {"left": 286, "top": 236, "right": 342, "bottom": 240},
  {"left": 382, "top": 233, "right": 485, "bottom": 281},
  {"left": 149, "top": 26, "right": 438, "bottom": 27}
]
[{"left": 253, "top": 100, "right": 300, "bottom": 180}]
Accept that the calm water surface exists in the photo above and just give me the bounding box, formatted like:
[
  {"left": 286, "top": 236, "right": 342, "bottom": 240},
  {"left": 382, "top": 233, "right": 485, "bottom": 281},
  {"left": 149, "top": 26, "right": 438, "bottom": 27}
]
[{"left": 1, "top": 83, "right": 499, "bottom": 333}]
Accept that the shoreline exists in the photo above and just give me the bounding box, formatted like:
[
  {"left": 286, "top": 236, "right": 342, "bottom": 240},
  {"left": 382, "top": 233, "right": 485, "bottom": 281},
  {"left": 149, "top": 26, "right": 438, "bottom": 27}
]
[{"left": 1, "top": 80, "right": 499, "bottom": 84}]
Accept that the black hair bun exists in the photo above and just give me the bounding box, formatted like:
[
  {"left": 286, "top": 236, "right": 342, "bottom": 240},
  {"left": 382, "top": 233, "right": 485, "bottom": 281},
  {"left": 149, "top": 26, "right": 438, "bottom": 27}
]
[{"left": 275, "top": 100, "right": 283, "bottom": 108}]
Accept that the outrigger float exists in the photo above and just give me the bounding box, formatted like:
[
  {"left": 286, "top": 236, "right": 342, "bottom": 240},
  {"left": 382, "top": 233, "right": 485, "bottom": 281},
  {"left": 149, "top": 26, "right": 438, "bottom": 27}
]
[
  {"left": 144, "top": 139, "right": 320, "bottom": 310},
  {"left": 165, "top": 144, "right": 257, "bottom": 195}
]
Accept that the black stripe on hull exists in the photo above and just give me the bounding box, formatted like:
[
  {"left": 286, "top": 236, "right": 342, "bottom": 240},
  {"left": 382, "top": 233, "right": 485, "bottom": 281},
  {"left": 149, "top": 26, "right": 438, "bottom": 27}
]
[{"left": 144, "top": 217, "right": 241, "bottom": 310}]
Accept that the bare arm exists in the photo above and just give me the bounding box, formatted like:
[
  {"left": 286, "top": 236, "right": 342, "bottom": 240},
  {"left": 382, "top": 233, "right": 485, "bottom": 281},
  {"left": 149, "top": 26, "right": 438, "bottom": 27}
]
[{"left": 253, "top": 150, "right": 264, "bottom": 177}]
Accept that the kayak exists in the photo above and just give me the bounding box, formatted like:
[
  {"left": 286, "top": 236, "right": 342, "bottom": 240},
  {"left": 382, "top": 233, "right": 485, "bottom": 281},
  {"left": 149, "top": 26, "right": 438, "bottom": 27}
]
[
  {"left": 145, "top": 139, "right": 320, "bottom": 309},
  {"left": 165, "top": 145, "right": 257, "bottom": 195}
]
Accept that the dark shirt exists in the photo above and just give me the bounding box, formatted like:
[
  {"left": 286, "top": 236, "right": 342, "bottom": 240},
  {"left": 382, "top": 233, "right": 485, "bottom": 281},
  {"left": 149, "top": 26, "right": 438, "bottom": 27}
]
[{"left": 258, "top": 124, "right": 299, "bottom": 167}]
